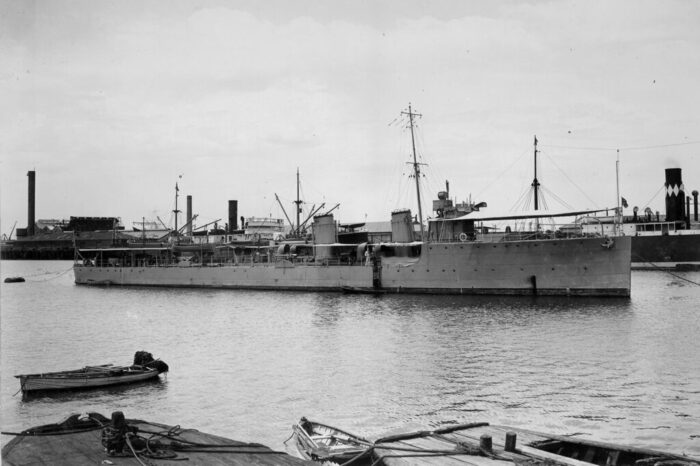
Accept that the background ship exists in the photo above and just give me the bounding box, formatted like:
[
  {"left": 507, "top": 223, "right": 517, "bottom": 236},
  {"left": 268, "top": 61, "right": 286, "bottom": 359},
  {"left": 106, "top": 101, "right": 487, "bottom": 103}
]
[{"left": 579, "top": 167, "right": 700, "bottom": 267}]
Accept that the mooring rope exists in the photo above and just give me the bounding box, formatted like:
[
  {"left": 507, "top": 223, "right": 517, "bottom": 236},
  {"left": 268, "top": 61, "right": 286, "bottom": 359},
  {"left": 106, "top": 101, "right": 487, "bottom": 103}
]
[
  {"left": 633, "top": 254, "right": 700, "bottom": 286},
  {"left": 7, "top": 265, "right": 74, "bottom": 282}
]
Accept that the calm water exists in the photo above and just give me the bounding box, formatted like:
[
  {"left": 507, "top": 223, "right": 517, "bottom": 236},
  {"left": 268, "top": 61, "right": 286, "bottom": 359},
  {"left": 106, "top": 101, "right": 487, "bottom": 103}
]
[{"left": 1, "top": 260, "right": 699, "bottom": 457}]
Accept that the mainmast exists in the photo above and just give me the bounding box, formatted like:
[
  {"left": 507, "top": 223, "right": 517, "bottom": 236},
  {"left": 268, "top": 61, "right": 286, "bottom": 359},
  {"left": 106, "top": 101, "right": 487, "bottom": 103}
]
[
  {"left": 402, "top": 103, "right": 425, "bottom": 240},
  {"left": 532, "top": 135, "right": 540, "bottom": 211},
  {"left": 615, "top": 149, "right": 621, "bottom": 235}
]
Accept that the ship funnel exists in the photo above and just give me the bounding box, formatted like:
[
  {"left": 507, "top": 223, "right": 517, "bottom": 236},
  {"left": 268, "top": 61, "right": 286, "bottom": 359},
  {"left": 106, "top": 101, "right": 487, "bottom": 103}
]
[
  {"left": 27, "top": 170, "right": 35, "bottom": 236},
  {"left": 228, "top": 200, "right": 238, "bottom": 232},
  {"left": 693, "top": 190, "right": 698, "bottom": 221},
  {"left": 312, "top": 214, "right": 337, "bottom": 260},
  {"left": 312, "top": 214, "right": 336, "bottom": 244},
  {"left": 391, "top": 209, "right": 414, "bottom": 243},
  {"left": 186, "top": 195, "right": 193, "bottom": 236},
  {"left": 665, "top": 168, "right": 685, "bottom": 222}
]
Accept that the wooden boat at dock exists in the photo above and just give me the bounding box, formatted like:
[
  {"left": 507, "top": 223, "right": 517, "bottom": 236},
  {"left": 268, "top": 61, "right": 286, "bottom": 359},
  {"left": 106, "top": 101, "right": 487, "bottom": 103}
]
[
  {"left": 290, "top": 417, "right": 372, "bottom": 463},
  {"left": 15, "top": 351, "right": 168, "bottom": 394},
  {"left": 369, "top": 422, "right": 700, "bottom": 466},
  {"left": 1, "top": 411, "right": 314, "bottom": 466}
]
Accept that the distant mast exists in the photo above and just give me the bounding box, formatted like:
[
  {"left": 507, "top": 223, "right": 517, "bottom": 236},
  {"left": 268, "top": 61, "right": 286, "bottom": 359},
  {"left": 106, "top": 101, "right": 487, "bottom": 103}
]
[
  {"left": 402, "top": 103, "right": 426, "bottom": 240},
  {"left": 173, "top": 181, "right": 181, "bottom": 235},
  {"left": 294, "top": 167, "right": 302, "bottom": 236}
]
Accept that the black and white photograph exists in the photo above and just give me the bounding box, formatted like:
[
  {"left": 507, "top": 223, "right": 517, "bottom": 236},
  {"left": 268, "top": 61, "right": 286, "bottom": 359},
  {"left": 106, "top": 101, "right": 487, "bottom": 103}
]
[{"left": 1, "top": 0, "right": 699, "bottom": 464}]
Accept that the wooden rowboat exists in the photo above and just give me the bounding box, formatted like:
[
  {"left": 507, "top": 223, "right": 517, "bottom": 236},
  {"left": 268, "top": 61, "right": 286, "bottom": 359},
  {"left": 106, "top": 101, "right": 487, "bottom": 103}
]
[
  {"left": 371, "top": 422, "right": 700, "bottom": 466},
  {"left": 291, "top": 417, "right": 373, "bottom": 464},
  {"left": 15, "top": 351, "right": 168, "bottom": 394}
]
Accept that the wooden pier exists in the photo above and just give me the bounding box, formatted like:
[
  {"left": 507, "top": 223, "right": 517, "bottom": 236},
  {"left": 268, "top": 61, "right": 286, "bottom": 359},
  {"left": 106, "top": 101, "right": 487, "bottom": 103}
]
[{"left": 2, "top": 412, "right": 314, "bottom": 466}]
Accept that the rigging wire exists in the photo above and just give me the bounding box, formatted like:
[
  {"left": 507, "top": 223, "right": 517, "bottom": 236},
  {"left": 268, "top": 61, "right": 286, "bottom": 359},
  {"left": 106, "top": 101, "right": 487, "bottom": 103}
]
[
  {"left": 540, "top": 150, "right": 601, "bottom": 209},
  {"left": 510, "top": 185, "right": 533, "bottom": 212},
  {"left": 540, "top": 185, "right": 575, "bottom": 211},
  {"left": 640, "top": 185, "right": 666, "bottom": 211},
  {"left": 541, "top": 140, "right": 700, "bottom": 152},
  {"left": 473, "top": 146, "right": 531, "bottom": 202}
]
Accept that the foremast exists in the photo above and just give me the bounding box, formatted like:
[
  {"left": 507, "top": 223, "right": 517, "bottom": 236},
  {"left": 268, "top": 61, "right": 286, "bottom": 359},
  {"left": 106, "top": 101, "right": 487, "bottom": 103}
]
[
  {"left": 402, "top": 104, "right": 426, "bottom": 240},
  {"left": 532, "top": 135, "right": 541, "bottom": 231}
]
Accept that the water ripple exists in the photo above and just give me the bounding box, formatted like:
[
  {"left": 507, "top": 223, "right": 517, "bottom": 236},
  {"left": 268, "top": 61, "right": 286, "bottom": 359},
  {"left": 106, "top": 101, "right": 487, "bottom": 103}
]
[{"left": 1, "top": 262, "right": 699, "bottom": 456}]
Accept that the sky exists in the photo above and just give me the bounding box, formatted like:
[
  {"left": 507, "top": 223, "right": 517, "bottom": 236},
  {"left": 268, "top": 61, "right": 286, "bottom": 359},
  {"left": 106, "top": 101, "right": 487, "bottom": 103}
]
[{"left": 1, "top": 0, "right": 699, "bottom": 234}]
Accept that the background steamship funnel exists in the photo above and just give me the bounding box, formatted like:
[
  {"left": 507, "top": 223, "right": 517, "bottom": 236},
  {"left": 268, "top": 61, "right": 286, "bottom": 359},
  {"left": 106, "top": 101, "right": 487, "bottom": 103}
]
[
  {"left": 228, "top": 200, "right": 238, "bottom": 232},
  {"left": 664, "top": 168, "right": 685, "bottom": 222},
  {"left": 27, "top": 170, "right": 35, "bottom": 236},
  {"left": 186, "top": 195, "right": 193, "bottom": 236}
]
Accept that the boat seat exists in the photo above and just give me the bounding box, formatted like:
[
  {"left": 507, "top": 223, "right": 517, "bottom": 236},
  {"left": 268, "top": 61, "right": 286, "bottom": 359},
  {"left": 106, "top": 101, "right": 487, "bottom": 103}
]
[
  {"left": 583, "top": 447, "right": 597, "bottom": 462},
  {"left": 606, "top": 451, "right": 620, "bottom": 466}
]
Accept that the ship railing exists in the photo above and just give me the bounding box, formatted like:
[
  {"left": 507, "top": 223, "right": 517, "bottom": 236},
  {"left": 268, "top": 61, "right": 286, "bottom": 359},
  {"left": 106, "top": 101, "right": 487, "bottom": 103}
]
[{"left": 458, "top": 230, "right": 601, "bottom": 243}]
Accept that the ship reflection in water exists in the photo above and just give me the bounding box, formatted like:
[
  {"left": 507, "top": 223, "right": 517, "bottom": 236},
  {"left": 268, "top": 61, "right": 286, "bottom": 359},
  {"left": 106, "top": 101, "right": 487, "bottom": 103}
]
[{"left": 1, "top": 261, "right": 699, "bottom": 456}]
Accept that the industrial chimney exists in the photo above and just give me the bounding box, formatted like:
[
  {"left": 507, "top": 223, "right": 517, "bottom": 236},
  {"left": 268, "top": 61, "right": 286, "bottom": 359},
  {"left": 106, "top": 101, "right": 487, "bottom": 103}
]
[
  {"left": 27, "top": 170, "right": 35, "bottom": 236},
  {"left": 664, "top": 168, "right": 685, "bottom": 222},
  {"left": 186, "top": 195, "right": 193, "bottom": 236},
  {"left": 228, "top": 200, "right": 238, "bottom": 232}
]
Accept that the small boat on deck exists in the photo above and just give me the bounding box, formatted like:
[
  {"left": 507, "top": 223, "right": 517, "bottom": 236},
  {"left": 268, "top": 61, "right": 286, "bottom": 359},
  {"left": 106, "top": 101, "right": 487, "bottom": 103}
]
[
  {"left": 370, "top": 422, "right": 700, "bottom": 466},
  {"left": 15, "top": 351, "right": 168, "bottom": 394},
  {"left": 291, "top": 417, "right": 373, "bottom": 463}
]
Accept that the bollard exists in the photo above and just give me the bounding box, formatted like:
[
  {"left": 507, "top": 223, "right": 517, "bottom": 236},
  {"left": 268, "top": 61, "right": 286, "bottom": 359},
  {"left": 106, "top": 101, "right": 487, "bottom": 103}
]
[
  {"left": 505, "top": 431, "right": 517, "bottom": 452},
  {"left": 480, "top": 434, "right": 493, "bottom": 452}
]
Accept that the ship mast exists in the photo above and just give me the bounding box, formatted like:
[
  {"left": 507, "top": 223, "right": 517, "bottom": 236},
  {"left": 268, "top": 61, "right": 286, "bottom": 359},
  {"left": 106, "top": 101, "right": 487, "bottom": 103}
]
[
  {"left": 532, "top": 135, "right": 540, "bottom": 211},
  {"left": 173, "top": 181, "right": 181, "bottom": 235},
  {"left": 532, "top": 135, "right": 541, "bottom": 232},
  {"left": 615, "top": 149, "right": 621, "bottom": 235},
  {"left": 402, "top": 103, "right": 425, "bottom": 240},
  {"left": 294, "top": 167, "right": 302, "bottom": 236}
]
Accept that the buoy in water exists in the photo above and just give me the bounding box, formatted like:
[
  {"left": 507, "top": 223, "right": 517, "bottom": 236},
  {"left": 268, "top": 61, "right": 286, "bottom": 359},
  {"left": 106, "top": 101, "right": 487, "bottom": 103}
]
[{"left": 4, "top": 277, "right": 25, "bottom": 283}]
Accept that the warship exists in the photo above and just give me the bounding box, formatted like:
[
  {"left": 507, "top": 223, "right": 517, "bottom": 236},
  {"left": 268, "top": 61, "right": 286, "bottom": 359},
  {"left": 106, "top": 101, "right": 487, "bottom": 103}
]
[{"left": 74, "top": 106, "right": 631, "bottom": 297}]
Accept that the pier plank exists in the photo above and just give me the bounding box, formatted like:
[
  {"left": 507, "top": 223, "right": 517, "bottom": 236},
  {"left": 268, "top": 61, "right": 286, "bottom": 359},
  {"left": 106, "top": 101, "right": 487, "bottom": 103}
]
[{"left": 375, "top": 435, "right": 515, "bottom": 465}]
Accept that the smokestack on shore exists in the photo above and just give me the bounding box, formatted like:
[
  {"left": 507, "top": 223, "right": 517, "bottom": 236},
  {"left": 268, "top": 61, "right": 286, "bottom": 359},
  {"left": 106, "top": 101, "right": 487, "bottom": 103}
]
[
  {"left": 665, "top": 168, "right": 685, "bottom": 222},
  {"left": 186, "top": 195, "right": 192, "bottom": 236},
  {"left": 228, "top": 200, "right": 238, "bottom": 232},
  {"left": 27, "top": 170, "right": 35, "bottom": 236}
]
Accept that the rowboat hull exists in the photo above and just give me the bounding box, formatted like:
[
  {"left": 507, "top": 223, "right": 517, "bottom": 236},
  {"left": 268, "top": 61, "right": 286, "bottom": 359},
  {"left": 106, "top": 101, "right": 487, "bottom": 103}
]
[
  {"left": 291, "top": 417, "right": 372, "bottom": 463},
  {"left": 17, "top": 369, "right": 161, "bottom": 393}
]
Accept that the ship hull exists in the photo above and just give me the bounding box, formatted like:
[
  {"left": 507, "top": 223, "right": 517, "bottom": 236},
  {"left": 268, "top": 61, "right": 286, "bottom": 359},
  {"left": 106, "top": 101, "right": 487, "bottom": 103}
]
[
  {"left": 74, "top": 236, "right": 631, "bottom": 297},
  {"left": 631, "top": 233, "right": 700, "bottom": 263}
]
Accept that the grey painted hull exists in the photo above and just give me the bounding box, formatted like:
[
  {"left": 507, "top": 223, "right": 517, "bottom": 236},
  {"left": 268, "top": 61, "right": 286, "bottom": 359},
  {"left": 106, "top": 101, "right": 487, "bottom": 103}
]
[{"left": 74, "top": 236, "right": 631, "bottom": 297}]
